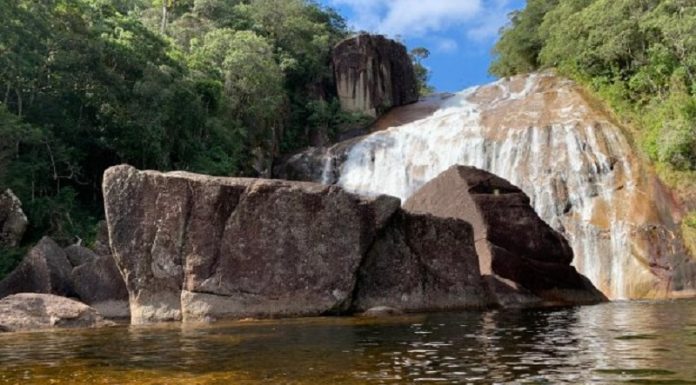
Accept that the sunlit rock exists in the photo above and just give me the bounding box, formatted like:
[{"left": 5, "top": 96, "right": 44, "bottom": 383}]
[
  {"left": 0, "top": 293, "right": 106, "bottom": 332},
  {"left": 332, "top": 34, "right": 418, "bottom": 118},
  {"left": 276, "top": 73, "right": 696, "bottom": 300}
]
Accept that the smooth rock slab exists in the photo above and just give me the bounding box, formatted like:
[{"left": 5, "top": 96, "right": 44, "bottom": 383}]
[{"left": 0, "top": 293, "right": 106, "bottom": 332}]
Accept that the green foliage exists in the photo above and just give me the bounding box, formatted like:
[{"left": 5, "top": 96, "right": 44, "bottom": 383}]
[
  {"left": 410, "top": 47, "right": 435, "bottom": 96},
  {"left": 0, "top": 0, "right": 352, "bottom": 263},
  {"left": 491, "top": 0, "right": 696, "bottom": 172},
  {"left": 0, "top": 247, "right": 27, "bottom": 279}
]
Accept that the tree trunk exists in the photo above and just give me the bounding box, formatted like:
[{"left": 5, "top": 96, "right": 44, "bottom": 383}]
[{"left": 160, "top": 1, "right": 168, "bottom": 34}]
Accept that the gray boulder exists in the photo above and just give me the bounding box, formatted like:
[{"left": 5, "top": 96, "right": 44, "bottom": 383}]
[
  {"left": 0, "top": 189, "right": 27, "bottom": 248},
  {"left": 64, "top": 244, "right": 98, "bottom": 267},
  {"left": 0, "top": 293, "right": 106, "bottom": 332},
  {"left": 103, "top": 165, "right": 401, "bottom": 323},
  {"left": 72, "top": 255, "right": 129, "bottom": 318},
  {"left": 0, "top": 237, "right": 75, "bottom": 299}
]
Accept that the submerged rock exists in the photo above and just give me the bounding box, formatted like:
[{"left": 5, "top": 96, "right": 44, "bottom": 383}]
[
  {"left": 404, "top": 166, "right": 607, "bottom": 305},
  {"left": 0, "top": 293, "right": 106, "bottom": 332},
  {"left": 332, "top": 34, "right": 418, "bottom": 118},
  {"left": 360, "top": 306, "right": 404, "bottom": 317},
  {"left": 0, "top": 189, "right": 27, "bottom": 248},
  {"left": 0, "top": 237, "right": 75, "bottom": 299}
]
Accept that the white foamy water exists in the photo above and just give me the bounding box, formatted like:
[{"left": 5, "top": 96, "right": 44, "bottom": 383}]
[{"left": 325, "top": 73, "right": 687, "bottom": 299}]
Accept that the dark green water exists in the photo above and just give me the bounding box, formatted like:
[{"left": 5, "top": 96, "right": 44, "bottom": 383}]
[{"left": 1, "top": 300, "right": 695, "bottom": 384}]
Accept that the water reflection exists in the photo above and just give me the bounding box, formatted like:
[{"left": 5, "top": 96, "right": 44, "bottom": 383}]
[{"left": 0, "top": 300, "right": 694, "bottom": 384}]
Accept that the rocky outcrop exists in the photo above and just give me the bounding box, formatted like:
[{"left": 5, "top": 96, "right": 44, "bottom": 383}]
[
  {"left": 91, "top": 220, "right": 112, "bottom": 256},
  {"left": 103, "top": 165, "right": 494, "bottom": 324},
  {"left": 0, "top": 237, "right": 75, "bottom": 299},
  {"left": 0, "top": 293, "right": 106, "bottom": 332},
  {"left": 0, "top": 189, "right": 27, "bottom": 248},
  {"left": 72, "top": 255, "right": 129, "bottom": 318},
  {"left": 333, "top": 34, "right": 418, "bottom": 118},
  {"left": 274, "top": 73, "right": 696, "bottom": 300},
  {"left": 353, "top": 211, "right": 487, "bottom": 311},
  {"left": 404, "top": 166, "right": 606, "bottom": 305},
  {"left": 65, "top": 244, "right": 97, "bottom": 267}
]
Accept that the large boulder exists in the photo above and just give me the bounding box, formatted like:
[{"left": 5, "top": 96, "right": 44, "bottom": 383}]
[
  {"left": 64, "top": 244, "right": 98, "bottom": 267},
  {"left": 72, "top": 255, "right": 129, "bottom": 318},
  {"left": 103, "top": 165, "right": 402, "bottom": 323},
  {"left": 333, "top": 34, "right": 418, "bottom": 118},
  {"left": 353, "top": 211, "right": 487, "bottom": 311},
  {"left": 103, "top": 165, "right": 492, "bottom": 324},
  {"left": 0, "top": 237, "right": 75, "bottom": 299},
  {"left": 0, "top": 293, "right": 106, "bottom": 332},
  {"left": 0, "top": 189, "right": 27, "bottom": 248},
  {"left": 404, "top": 166, "right": 607, "bottom": 305}
]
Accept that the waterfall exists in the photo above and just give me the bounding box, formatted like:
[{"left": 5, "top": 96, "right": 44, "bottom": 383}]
[{"left": 322, "top": 73, "right": 689, "bottom": 299}]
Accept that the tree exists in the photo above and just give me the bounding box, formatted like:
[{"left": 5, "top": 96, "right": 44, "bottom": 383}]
[{"left": 410, "top": 47, "right": 435, "bottom": 96}]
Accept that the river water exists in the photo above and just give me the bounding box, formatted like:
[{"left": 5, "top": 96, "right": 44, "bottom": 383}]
[{"left": 1, "top": 300, "right": 694, "bottom": 384}]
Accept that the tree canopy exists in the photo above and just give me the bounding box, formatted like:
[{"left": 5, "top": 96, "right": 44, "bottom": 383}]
[{"left": 491, "top": 0, "right": 696, "bottom": 171}]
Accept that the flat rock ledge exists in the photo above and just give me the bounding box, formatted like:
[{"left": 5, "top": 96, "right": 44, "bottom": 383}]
[{"left": 0, "top": 293, "right": 108, "bottom": 332}]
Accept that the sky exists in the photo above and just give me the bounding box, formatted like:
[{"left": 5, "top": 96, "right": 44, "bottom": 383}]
[{"left": 318, "top": 0, "right": 526, "bottom": 92}]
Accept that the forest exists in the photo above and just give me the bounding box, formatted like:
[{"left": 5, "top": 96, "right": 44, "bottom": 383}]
[
  {"left": 492, "top": 0, "right": 696, "bottom": 179},
  {"left": 0, "top": 0, "right": 437, "bottom": 275}
]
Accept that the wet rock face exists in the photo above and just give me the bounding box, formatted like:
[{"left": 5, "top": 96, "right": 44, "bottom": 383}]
[
  {"left": 0, "top": 189, "right": 27, "bottom": 248},
  {"left": 404, "top": 166, "right": 606, "bottom": 305},
  {"left": 0, "top": 237, "right": 75, "bottom": 299},
  {"left": 332, "top": 34, "right": 418, "bottom": 117},
  {"left": 103, "top": 165, "right": 491, "bottom": 324},
  {"left": 0, "top": 293, "right": 106, "bottom": 332}
]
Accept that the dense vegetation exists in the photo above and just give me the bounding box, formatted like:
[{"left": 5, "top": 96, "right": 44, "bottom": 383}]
[
  {"left": 491, "top": 0, "right": 696, "bottom": 173},
  {"left": 491, "top": 0, "right": 696, "bottom": 252},
  {"left": 0, "top": 0, "right": 433, "bottom": 274},
  {"left": 0, "top": 0, "right": 427, "bottom": 275}
]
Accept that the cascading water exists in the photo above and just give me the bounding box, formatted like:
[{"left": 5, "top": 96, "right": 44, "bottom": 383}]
[{"left": 309, "top": 73, "right": 693, "bottom": 299}]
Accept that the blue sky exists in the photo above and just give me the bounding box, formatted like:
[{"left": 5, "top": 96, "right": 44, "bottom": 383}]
[{"left": 318, "top": 0, "right": 526, "bottom": 92}]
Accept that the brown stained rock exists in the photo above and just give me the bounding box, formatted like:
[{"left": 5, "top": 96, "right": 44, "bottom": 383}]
[
  {"left": 404, "top": 166, "right": 606, "bottom": 305},
  {"left": 0, "top": 293, "right": 107, "bottom": 332},
  {"left": 333, "top": 34, "right": 418, "bottom": 118},
  {"left": 0, "top": 237, "right": 75, "bottom": 299},
  {"left": 103, "top": 165, "right": 401, "bottom": 323},
  {"left": 353, "top": 211, "right": 488, "bottom": 312},
  {"left": 72, "top": 255, "right": 129, "bottom": 319},
  {"left": 0, "top": 189, "right": 27, "bottom": 248}
]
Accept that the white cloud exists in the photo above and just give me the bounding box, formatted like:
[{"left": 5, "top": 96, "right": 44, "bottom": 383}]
[
  {"left": 329, "top": 0, "right": 516, "bottom": 45},
  {"left": 435, "top": 38, "right": 459, "bottom": 53}
]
